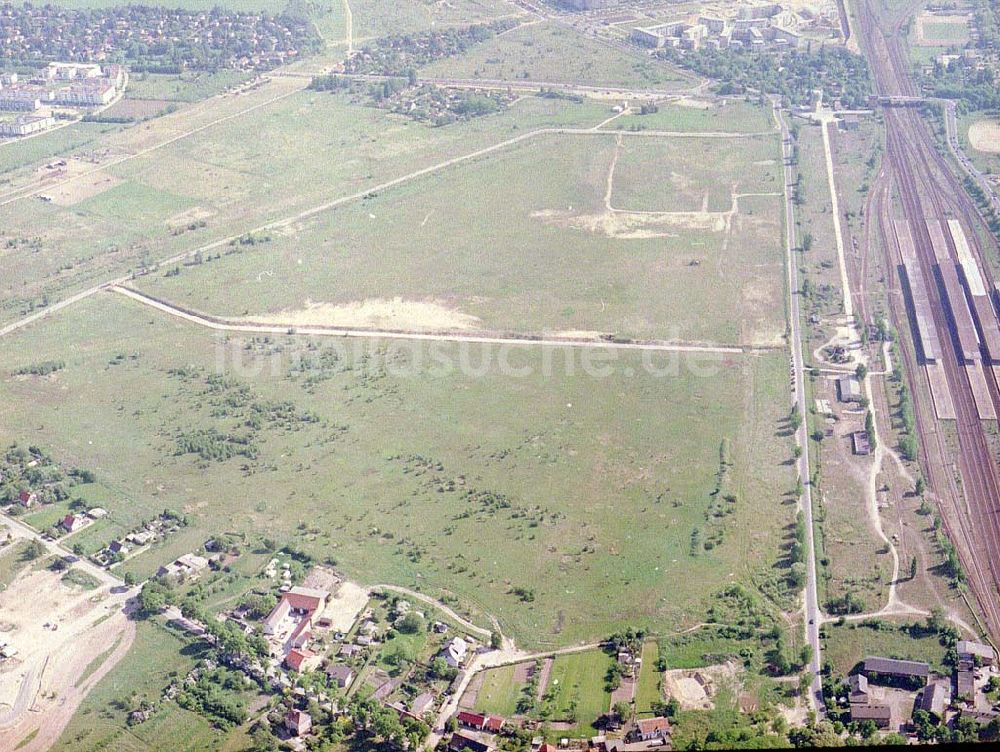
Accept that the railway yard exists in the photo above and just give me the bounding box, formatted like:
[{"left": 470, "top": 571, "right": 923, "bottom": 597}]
[{"left": 857, "top": 0, "right": 1000, "bottom": 640}]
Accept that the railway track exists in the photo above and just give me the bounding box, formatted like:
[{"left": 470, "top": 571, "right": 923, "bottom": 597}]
[{"left": 857, "top": 0, "right": 1000, "bottom": 638}]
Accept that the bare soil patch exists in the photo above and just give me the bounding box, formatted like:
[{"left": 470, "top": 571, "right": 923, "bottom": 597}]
[
  {"left": 532, "top": 207, "right": 728, "bottom": 239},
  {"left": 252, "top": 298, "right": 482, "bottom": 332},
  {"left": 0, "top": 566, "right": 134, "bottom": 752},
  {"left": 968, "top": 119, "right": 1000, "bottom": 154},
  {"left": 318, "top": 580, "right": 369, "bottom": 634},
  {"left": 43, "top": 162, "right": 122, "bottom": 207},
  {"left": 662, "top": 661, "right": 741, "bottom": 710}
]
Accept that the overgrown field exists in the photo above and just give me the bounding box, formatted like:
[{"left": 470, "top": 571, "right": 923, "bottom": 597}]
[
  {"left": 420, "top": 20, "right": 694, "bottom": 90},
  {"left": 133, "top": 130, "right": 786, "bottom": 346},
  {"left": 0, "top": 294, "right": 797, "bottom": 645},
  {"left": 0, "top": 86, "right": 611, "bottom": 327}
]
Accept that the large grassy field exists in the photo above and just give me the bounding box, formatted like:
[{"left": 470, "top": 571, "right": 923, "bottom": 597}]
[
  {"left": 0, "top": 122, "right": 123, "bottom": 177},
  {"left": 602, "top": 100, "right": 776, "bottom": 135},
  {"left": 133, "top": 129, "right": 785, "bottom": 346},
  {"left": 348, "top": 0, "right": 524, "bottom": 38},
  {"left": 0, "top": 86, "right": 612, "bottom": 327},
  {"left": 0, "top": 293, "right": 797, "bottom": 646},
  {"left": 44, "top": 0, "right": 289, "bottom": 9},
  {"left": 421, "top": 20, "right": 694, "bottom": 90}
]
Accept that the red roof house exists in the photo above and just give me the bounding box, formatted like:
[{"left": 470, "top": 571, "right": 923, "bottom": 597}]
[
  {"left": 484, "top": 715, "right": 505, "bottom": 733},
  {"left": 630, "top": 717, "right": 671, "bottom": 742},
  {"left": 18, "top": 490, "right": 37, "bottom": 507},
  {"left": 285, "top": 648, "right": 319, "bottom": 673},
  {"left": 457, "top": 711, "right": 488, "bottom": 730}
]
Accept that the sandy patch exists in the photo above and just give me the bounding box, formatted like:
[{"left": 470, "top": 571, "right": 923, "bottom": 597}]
[
  {"left": 319, "top": 580, "right": 370, "bottom": 633},
  {"left": 968, "top": 119, "right": 1000, "bottom": 154},
  {"left": 252, "top": 298, "right": 482, "bottom": 332},
  {"left": 533, "top": 208, "right": 728, "bottom": 239},
  {"left": 0, "top": 565, "right": 135, "bottom": 752},
  {"left": 165, "top": 205, "right": 216, "bottom": 229},
  {"left": 44, "top": 167, "right": 122, "bottom": 206},
  {"left": 662, "top": 661, "right": 741, "bottom": 710},
  {"left": 673, "top": 97, "right": 713, "bottom": 109},
  {"left": 547, "top": 330, "right": 607, "bottom": 340}
]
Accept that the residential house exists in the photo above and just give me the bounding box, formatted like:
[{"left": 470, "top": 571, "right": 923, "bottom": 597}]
[
  {"left": 442, "top": 636, "right": 468, "bottom": 668},
  {"left": 285, "top": 648, "right": 320, "bottom": 673},
  {"left": 457, "top": 711, "right": 488, "bottom": 731},
  {"left": 849, "top": 703, "right": 892, "bottom": 728},
  {"left": 61, "top": 514, "right": 86, "bottom": 533},
  {"left": 848, "top": 673, "right": 869, "bottom": 704},
  {"left": 325, "top": 663, "right": 355, "bottom": 689},
  {"left": 18, "top": 490, "right": 37, "bottom": 507},
  {"left": 410, "top": 691, "right": 435, "bottom": 717},
  {"left": 450, "top": 734, "right": 493, "bottom": 752},
  {"left": 837, "top": 376, "right": 863, "bottom": 403},
  {"left": 917, "top": 681, "right": 951, "bottom": 717},
  {"left": 157, "top": 553, "right": 209, "bottom": 580},
  {"left": 262, "top": 585, "right": 329, "bottom": 655},
  {"left": 851, "top": 431, "right": 872, "bottom": 456},
  {"left": 284, "top": 708, "right": 312, "bottom": 737},
  {"left": 957, "top": 640, "right": 995, "bottom": 667},
  {"left": 956, "top": 669, "right": 976, "bottom": 701},
  {"left": 862, "top": 656, "right": 930, "bottom": 685},
  {"left": 484, "top": 715, "right": 505, "bottom": 734},
  {"left": 108, "top": 540, "right": 129, "bottom": 556},
  {"left": 628, "top": 716, "right": 671, "bottom": 743}
]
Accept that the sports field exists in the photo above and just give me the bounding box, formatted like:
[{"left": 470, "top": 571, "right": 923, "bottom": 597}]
[{"left": 0, "top": 293, "right": 797, "bottom": 645}]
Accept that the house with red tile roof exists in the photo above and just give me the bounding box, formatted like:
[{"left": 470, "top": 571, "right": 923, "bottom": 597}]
[
  {"left": 483, "top": 715, "right": 505, "bottom": 733},
  {"left": 18, "top": 490, "right": 37, "bottom": 507},
  {"left": 285, "top": 648, "right": 320, "bottom": 673},
  {"left": 456, "top": 711, "right": 487, "bottom": 730},
  {"left": 61, "top": 513, "right": 86, "bottom": 533}
]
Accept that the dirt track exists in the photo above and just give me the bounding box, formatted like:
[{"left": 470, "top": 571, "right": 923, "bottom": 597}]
[{"left": 0, "top": 567, "right": 135, "bottom": 752}]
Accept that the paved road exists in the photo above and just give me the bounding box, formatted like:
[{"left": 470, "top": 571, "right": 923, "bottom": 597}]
[
  {"left": 776, "top": 104, "right": 826, "bottom": 714},
  {"left": 942, "top": 100, "right": 1000, "bottom": 215}
]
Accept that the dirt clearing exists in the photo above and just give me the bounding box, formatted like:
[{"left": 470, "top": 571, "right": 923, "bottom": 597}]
[
  {"left": 969, "top": 119, "right": 1000, "bottom": 154},
  {"left": 0, "top": 565, "right": 135, "bottom": 752},
  {"left": 251, "top": 298, "right": 482, "bottom": 332},
  {"left": 41, "top": 161, "right": 122, "bottom": 206},
  {"left": 662, "top": 661, "right": 742, "bottom": 710}
]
